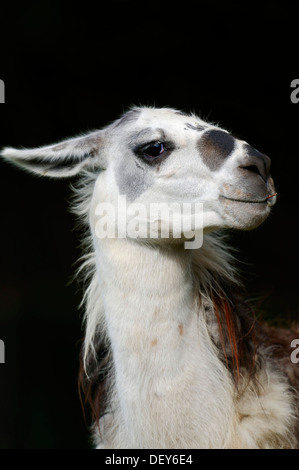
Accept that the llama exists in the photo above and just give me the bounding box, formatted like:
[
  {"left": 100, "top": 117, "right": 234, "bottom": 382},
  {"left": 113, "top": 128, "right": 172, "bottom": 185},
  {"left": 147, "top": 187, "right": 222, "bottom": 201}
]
[{"left": 2, "top": 106, "right": 299, "bottom": 448}]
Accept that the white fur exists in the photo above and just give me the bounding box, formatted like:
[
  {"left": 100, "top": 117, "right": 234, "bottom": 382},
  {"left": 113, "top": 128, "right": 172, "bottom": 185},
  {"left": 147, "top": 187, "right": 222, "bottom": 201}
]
[
  {"left": 87, "top": 236, "right": 297, "bottom": 449},
  {"left": 1, "top": 106, "right": 297, "bottom": 448}
]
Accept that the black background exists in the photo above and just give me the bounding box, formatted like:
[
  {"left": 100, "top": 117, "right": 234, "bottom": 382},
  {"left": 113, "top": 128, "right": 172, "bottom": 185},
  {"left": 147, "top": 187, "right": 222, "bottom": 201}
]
[{"left": 0, "top": 0, "right": 298, "bottom": 449}]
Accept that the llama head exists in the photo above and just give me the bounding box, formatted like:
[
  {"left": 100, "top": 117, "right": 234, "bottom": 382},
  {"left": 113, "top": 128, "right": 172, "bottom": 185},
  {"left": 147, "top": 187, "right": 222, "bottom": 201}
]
[{"left": 1, "top": 106, "right": 276, "bottom": 245}]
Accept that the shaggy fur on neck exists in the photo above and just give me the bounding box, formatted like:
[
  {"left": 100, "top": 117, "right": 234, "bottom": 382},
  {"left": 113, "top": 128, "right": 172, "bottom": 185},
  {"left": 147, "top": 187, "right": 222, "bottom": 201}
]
[{"left": 72, "top": 171, "right": 298, "bottom": 448}]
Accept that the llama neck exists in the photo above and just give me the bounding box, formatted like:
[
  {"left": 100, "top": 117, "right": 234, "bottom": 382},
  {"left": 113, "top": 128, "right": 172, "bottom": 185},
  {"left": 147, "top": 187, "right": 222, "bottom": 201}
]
[{"left": 95, "top": 238, "right": 236, "bottom": 448}]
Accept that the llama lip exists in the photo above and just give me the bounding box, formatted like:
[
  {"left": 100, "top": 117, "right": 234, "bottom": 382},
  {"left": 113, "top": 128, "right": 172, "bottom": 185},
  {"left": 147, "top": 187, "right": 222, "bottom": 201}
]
[
  {"left": 220, "top": 194, "right": 276, "bottom": 205},
  {"left": 265, "top": 193, "right": 277, "bottom": 207}
]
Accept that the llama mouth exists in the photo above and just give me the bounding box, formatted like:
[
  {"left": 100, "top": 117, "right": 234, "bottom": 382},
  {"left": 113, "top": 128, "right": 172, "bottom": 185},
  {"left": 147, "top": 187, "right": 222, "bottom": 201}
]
[{"left": 220, "top": 194, "right": 277, "bottom": 206}]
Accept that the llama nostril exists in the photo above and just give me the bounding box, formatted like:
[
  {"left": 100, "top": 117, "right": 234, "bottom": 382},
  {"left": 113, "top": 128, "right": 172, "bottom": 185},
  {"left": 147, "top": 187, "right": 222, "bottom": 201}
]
[
  {"left": 239, "top": 162, "right": 266, "bottom": 181},
  {"left": 241, "top": 144, "right": 271, "bottom": 182},
  {"left": 239, "top": 162, "right": 268, "bottom": 182},
  {"left": 242, "top": 165, "right": 261, "bottom": 176}
]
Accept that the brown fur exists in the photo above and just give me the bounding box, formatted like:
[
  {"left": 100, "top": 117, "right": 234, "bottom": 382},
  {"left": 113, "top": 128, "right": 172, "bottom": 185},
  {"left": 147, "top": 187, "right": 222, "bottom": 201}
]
[{"left": 263, "top": 324, "right": 299, "bottom": 391}]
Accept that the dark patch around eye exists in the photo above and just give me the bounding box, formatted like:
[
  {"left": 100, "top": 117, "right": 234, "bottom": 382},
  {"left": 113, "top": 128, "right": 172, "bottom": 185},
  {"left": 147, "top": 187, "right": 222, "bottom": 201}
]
[
  {"left": 115, "top": 151, "right": 150, "bottom": 201},
  {"left": 197, "top": 129, "right": 235, "bottom": 171}
]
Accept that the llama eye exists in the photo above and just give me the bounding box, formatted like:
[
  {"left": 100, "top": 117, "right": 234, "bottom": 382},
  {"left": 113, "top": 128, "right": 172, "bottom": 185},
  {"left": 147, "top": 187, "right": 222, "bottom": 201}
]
[
  {"left": 142, "top": 142, "right": 166, "bottom": 158},
  {"left": 134, "top": 140, "right": 174, "bottom": 164}
]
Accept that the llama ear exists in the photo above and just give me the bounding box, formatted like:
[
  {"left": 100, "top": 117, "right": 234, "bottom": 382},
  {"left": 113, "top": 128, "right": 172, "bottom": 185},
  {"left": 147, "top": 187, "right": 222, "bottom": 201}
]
[{"left": 1, "top": 130, "right": 107, "bottom": 178}]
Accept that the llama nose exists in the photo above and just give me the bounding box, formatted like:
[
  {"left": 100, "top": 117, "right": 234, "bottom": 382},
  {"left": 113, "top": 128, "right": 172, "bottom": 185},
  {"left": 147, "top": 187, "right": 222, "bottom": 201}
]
[{"left": 239, "top": 144, "right": 271, "bottom": 182}]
